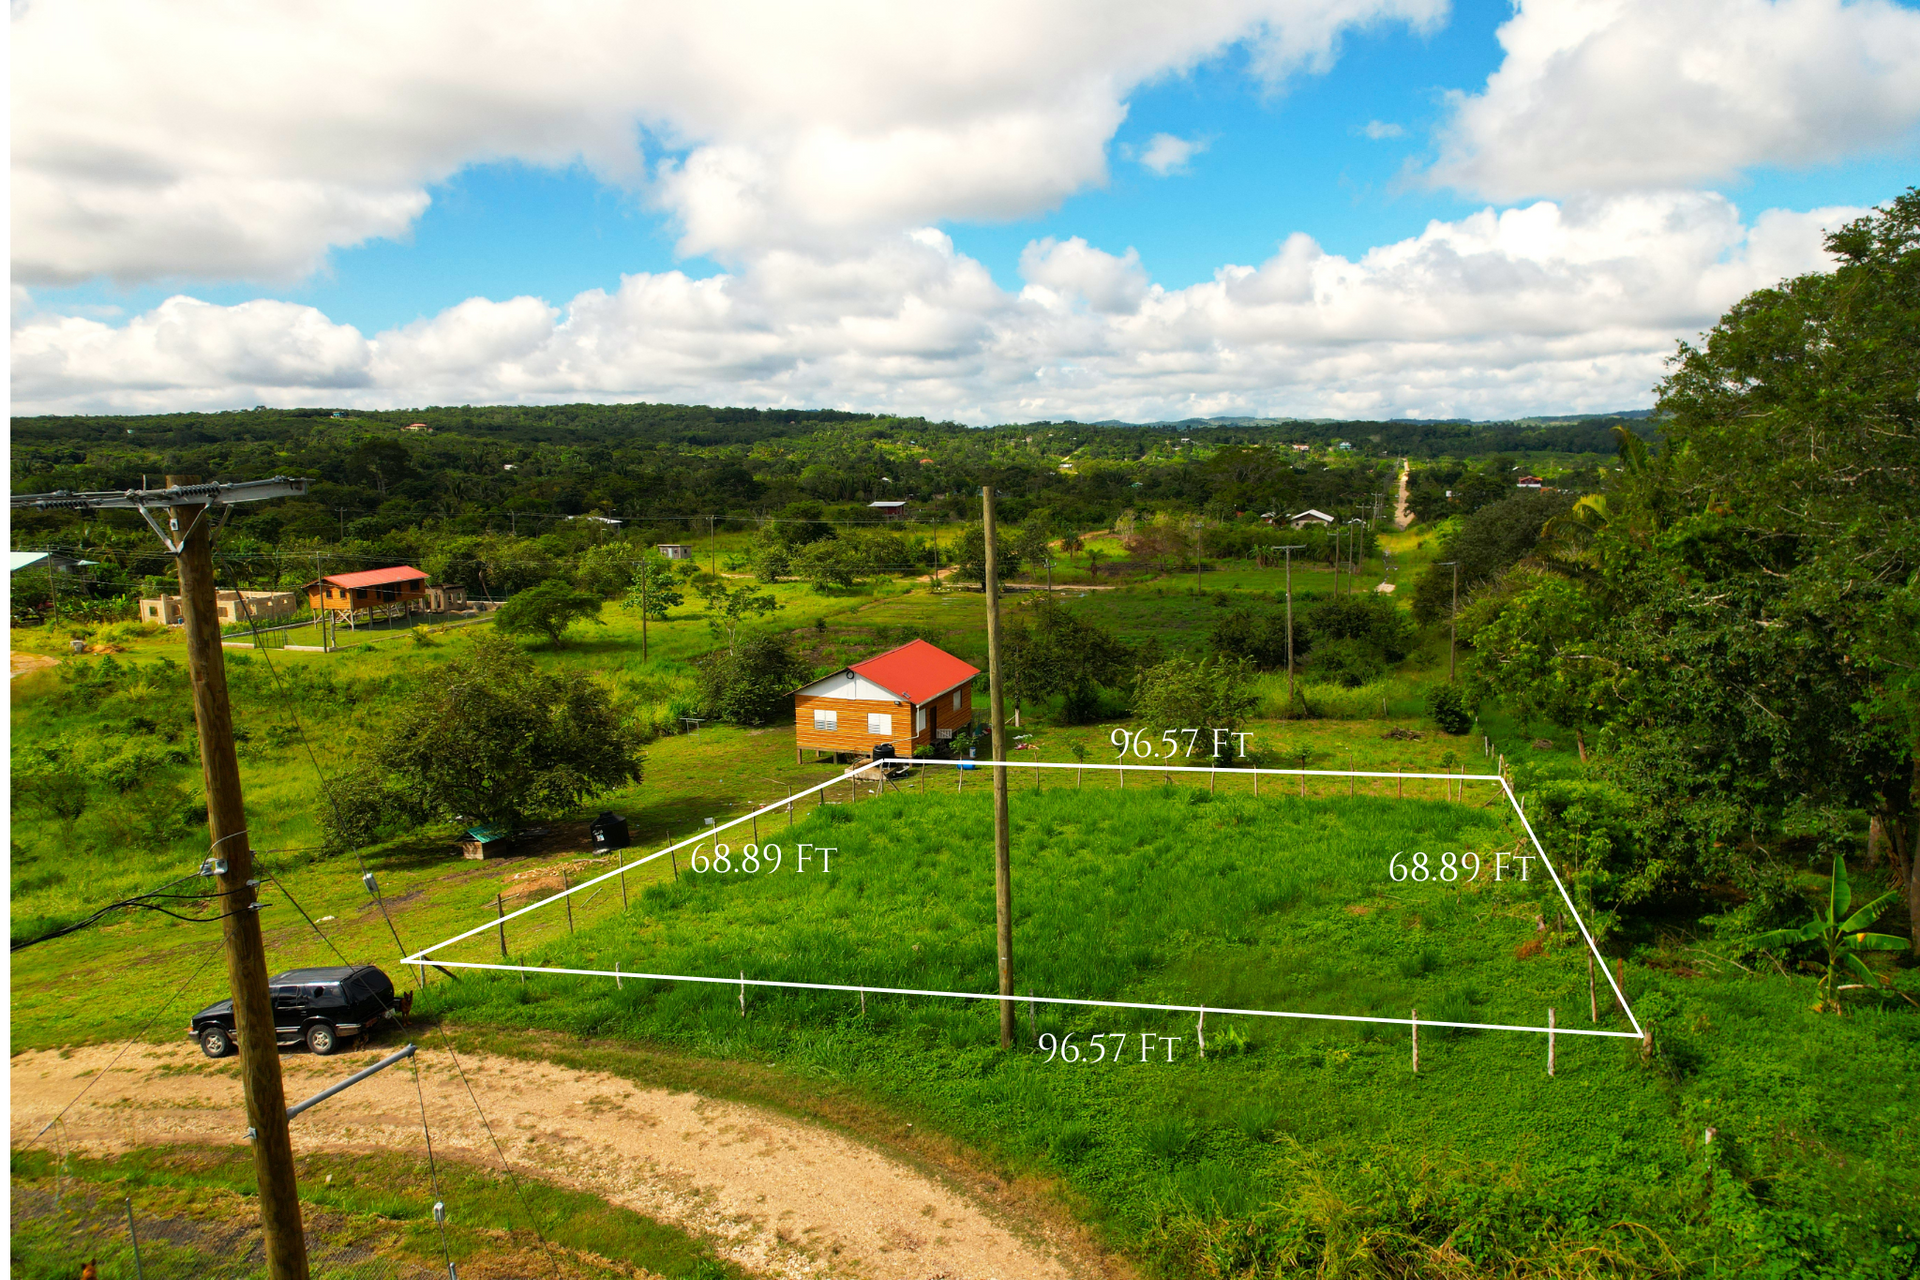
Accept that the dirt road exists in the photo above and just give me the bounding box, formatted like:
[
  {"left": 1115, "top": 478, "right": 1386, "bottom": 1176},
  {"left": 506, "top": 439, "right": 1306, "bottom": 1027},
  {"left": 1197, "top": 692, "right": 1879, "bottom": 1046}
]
[
  {"left": 11, "top": 1042, "right": 1088, "bottom": 1280},
  {"left": 11, "top": 650, "right": 58, "bottom": 679},
  {"left": 1393, "top": 459, "right": 1412, "bottom": 530}
]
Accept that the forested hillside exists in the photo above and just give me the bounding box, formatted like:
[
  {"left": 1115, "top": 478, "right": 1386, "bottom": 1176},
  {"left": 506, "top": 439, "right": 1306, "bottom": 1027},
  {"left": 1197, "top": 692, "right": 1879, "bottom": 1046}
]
[{"left": 9, "top": 403, "right": 1628, "bottom": 611}]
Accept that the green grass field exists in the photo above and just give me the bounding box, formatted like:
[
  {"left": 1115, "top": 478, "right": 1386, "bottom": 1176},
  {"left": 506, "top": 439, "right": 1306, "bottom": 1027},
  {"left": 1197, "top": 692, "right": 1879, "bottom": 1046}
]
[
  {"left": 427, "top": 784, "right": 1582, "bottom": 1033},
  {"left": 13, "top": 547, "right": 1920, "bottom": 1279},
  {"left": 414, "top": 784, "right": 1919, "bottom": 1277}
]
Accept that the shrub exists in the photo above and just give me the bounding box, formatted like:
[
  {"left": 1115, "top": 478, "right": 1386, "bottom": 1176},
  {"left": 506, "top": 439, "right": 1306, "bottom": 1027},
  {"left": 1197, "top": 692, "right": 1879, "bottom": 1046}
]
[
  {"left": 1307, "top": 637, "right": 1383, "bottom": 688},
  {"left": 494, "top": 579, "right": 605, "bottom": 646},
  {"left": 1425, "top": 683, "right": 1473, "bottom": 734},
  {"left": 695, "top": 634, "right": 812, "bottom": 727},
  {"left": 1132, "top": 656, "right": 1258, "bottom": 752}
]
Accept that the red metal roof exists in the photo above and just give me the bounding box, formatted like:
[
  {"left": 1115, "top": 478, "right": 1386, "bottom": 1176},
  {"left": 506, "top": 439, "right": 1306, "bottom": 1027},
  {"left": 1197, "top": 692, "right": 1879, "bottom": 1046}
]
[
  {"left": 850, "top": 639, "right": 980, "bottom": 705},
  {"left": 313, "top": 565, "right": 428, "bottom": 590}
]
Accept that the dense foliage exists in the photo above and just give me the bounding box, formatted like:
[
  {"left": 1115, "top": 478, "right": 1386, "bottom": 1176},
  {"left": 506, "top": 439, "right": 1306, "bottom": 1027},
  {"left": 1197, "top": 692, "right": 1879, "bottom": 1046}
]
[
  {"left": 1464, "top": 190, "right": 1920, "bottom": 944},
  {"left": 326, "top": 635, "right": 644, "bottom": 839}
]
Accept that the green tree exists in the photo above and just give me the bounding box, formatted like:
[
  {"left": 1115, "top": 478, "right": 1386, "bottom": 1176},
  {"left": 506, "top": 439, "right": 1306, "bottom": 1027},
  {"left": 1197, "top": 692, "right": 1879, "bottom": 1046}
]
[
  {"left": 699, "top": 579, "right": 781, "bottom": 653},
  {"left": 574, "top": 542, "right": 643, "bottom": 597},
  {"left": 1410, "top": 491, "right": 1574, "bottom": 624},
  {"left": 1209, "top": 608, "right": 1294, "bottom": 671},
  {"left": 1003, "top": 596, "right": 1133, "bottom": 723},
  {"left": 1463, "top": 192, "right": 1920, "bottom": 938},
  {"left": 791, "top": 538, "right": 860, "bottom": 591},
  {"left": 694, "top": 633, "right": 812, "bottom": 727},
  {"left": 331, "top": 634, "right": 643, "bottom": 838},
  {"left": 621, "top": 555, "right": 685, "bottom": 621},
  {"left": 494, "top": 579, "right": 605, "bottom": 647},
  {"left": 1131, "top": 656, "right": 1258, "bottom": 756},
  {"left": 751, "top": 542, "right": 791, "bottom": 583},
  {"left": 955, "top": 522, "right": 1022, "bottom": 586},
  {"left": 1461, "top": 570, "right": 1612, "bottom": 758}
]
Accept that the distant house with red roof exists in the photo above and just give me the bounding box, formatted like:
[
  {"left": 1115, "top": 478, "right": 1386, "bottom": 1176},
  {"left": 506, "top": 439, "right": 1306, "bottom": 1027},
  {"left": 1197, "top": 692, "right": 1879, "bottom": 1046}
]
[
  {"left": 792, "top": 639, "right": 979, "bottom": 762},
  {"left": 303, "top": 565, "right": 430, "bottom": 620}
]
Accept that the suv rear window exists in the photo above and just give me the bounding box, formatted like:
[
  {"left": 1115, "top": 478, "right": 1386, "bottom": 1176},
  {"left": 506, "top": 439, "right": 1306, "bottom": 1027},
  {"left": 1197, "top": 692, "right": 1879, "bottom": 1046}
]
[{"left": 345, "top": 972, "right": 395, "bottom": 1003}]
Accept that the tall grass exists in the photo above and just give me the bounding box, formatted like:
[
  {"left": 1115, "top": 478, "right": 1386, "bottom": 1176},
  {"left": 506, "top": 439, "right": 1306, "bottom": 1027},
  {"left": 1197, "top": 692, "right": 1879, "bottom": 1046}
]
[
  {"left": 433, "top": 785, "right": 1575, "bottom": 1041},
  {"left": 1250, "top": 673, "right": 1427, "bottom": 720}
]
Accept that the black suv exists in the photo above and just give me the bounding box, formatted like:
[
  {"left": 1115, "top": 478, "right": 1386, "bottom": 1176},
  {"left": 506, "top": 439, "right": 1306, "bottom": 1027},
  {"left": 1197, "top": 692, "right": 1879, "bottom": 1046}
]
[{"left": 189, "top": 965, "right": 401, "bottom": 1058}]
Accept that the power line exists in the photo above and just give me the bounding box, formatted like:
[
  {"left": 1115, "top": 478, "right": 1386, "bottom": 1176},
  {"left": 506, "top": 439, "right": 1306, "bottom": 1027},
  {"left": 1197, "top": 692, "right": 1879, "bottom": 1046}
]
[
  {"left": 22, "top": 937, "right": 227, "bottom": 1152},
  {"left": 10, "top": 873, "right": 237, "bottom": 951}
]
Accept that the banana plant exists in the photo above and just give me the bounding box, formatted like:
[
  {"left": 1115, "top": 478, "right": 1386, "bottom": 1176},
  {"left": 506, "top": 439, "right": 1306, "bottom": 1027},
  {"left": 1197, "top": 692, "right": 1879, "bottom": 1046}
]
[{"left": 1756, "top": 853, "right": 1906, "bottom": 1012}]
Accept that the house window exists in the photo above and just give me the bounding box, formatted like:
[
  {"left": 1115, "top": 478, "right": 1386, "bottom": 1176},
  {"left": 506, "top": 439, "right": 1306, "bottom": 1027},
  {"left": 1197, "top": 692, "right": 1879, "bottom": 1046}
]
[
  {"left": 867, "top": 713, "right": 892, "bottom": 737},
  {"left": 813, "top": 709, "right": 837, "bottom": 732},
  {"left": 914, "top": 707, "right": 927, "bottom": 733},
  {"left": 951, "top": 690, "right": 962, "bottom": 711}
]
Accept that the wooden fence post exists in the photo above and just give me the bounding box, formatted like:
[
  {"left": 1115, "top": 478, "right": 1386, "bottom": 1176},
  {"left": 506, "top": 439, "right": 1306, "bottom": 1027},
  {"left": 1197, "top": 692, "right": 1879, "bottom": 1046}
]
[
  {"left": 617, "top": 850, "right": 627, "bottom": 908},
  {"left": 562, "top": 869, "right": 574, "bottom": 933},
  {"left": 496, "top": 895, "right": 507, "bottom": 960},
  {"left": 1411, "top": 1009, "right": 1419, "bottom": 1073},
  {"left": 1548, "top": 1008, "right": 1556, "bottom": 1076}
]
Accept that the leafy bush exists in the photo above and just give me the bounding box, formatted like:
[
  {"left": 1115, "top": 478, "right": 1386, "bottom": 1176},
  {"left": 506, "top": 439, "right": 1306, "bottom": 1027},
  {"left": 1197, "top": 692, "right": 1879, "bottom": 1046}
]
[
  {"left": 1132, "top": 656, "right": 1258, "bottom": 753},
  {"left": 494, "top": 579, "right": 605, "bottom": 646},
  {"left": 1306, "top": 637, "right": 1383, "bottom": 688},
  {"left": 694, "top": 634, "right": 812, "bottom": 727},
  {"left": 1425, "top": 683, "right": 1473, "bottom": 734},
  {"left": 330, "top": 634, "right": 643, "bottom": 835},
  {"left": 1209, "top": 607, "right": 1297, "bottom": 670}
]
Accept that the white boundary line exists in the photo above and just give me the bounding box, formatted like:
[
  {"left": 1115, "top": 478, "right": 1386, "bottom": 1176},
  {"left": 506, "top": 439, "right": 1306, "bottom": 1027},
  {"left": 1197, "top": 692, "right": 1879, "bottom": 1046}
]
[{"left": 407, "top": 758, "right": 1643, "bottom": 1040}]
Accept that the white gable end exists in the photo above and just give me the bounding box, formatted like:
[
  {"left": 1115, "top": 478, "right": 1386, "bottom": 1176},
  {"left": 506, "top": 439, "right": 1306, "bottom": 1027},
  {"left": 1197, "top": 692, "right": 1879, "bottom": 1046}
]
[{"left": 795, "top": 671, "right": 905, "bottom": 702}]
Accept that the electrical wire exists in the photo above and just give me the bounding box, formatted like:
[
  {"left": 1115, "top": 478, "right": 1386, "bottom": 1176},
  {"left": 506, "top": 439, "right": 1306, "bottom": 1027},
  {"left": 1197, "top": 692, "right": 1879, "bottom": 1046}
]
[
  {"left": 220, "top": 557, "right": 421, "bottom": 983},
  {"left": 224, "top": 556, "right": 563, "bottom": 1267},
  {"left": 267, "top": 866, "right": 565, "bottom": 1274},
  {"left": 411, "top": 1051, "right": 457, "bottom": 1280},
  {"left": 22, "top": 938, "right": 226, "bottom": 1152},
  {"left": 10, "top": 875, "right": 235, "bottom": 952}
]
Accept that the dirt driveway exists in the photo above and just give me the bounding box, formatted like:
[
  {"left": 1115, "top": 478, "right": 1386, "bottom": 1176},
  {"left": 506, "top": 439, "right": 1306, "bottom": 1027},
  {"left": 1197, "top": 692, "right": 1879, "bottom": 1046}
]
[
  {"left": 11, "top": 650, "right": 58, "bottom": 679},
  {"left": 11, "top": 1042, "right": 1091, "bottom": 1280}
]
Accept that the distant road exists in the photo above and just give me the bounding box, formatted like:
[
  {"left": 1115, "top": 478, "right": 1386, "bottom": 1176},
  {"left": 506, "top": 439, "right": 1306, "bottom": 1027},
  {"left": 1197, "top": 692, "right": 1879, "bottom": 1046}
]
[{"left": 1393, "top": 459, "right": 1412, "bottom": 530}]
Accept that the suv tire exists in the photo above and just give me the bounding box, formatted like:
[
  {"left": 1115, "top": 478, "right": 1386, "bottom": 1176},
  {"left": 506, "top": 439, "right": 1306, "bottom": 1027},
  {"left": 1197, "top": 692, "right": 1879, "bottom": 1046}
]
[
  {"left": 199, "top": 1027, "right": 235, "bottom": 1059},
  {"left": 305, "top": 1023, "right": 338, "bottom": 1056}
]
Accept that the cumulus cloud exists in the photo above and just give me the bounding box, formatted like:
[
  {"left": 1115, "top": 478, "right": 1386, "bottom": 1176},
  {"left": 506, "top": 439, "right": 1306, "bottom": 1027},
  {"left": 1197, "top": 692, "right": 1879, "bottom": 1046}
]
[
  {"left": 1022, "top": 238, "right": 1154, "bottom": 313},
  {"left": 1135, "top": 133, "right": 1209, "bottom": 174},
  {"left": 12, "top": 193, "right": 1862, "bottom": 422},
  {"left": 1362, "top": 120, "right": 1405, "bottom": 139},
  {"left": 1431, "top": 0, "right": 1920, "bottom": 200},
  {"left": 12, "top": 0, "right": 1446, "bottom": 284}
]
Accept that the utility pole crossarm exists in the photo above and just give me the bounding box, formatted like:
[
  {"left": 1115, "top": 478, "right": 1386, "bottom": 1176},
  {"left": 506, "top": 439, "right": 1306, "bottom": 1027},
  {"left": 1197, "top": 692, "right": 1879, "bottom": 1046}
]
[
  {"left": 11, "top": 476, "right": 310, "bottom": 512},
  {"left": 12, "top": 478, "right": 313, "bottom": 556}
]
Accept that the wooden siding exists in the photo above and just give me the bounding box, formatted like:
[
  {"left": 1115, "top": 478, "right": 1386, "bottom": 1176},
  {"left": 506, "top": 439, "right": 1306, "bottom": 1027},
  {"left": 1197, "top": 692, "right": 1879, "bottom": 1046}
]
[
  {"left": 795, "top": 683, "right": 974, "bottom": 757},
  {"left": 306, "top": 580, "right": 428, "bottom": 612}
]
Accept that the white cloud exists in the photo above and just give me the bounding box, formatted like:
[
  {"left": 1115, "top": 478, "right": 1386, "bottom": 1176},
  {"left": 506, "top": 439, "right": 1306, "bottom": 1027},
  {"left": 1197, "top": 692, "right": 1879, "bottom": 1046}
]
[
  {"left": 1136, "top": 133, "right": 1208, "bottom": 175},
  {"left": 1021, "top": 238, "right": 1154, "bottom": 313},
  {"left": 11, "top": 0, "right": 1446, "bottom": 284},
  {"left": 1432, "top": 0, "right": 1920, "bottom": 200},
  {"left": 1362, "top": 120, "right": 1405, "bottom": 139},
  {"left": 12, "top": 193, "right": 1862, "bottom": 422}
]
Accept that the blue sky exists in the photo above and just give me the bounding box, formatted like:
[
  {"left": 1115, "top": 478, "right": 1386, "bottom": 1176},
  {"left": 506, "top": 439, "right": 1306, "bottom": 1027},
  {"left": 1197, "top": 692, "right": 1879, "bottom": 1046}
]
[{"left": 13, "top": 0, "right": 1920, "bottom": 419}]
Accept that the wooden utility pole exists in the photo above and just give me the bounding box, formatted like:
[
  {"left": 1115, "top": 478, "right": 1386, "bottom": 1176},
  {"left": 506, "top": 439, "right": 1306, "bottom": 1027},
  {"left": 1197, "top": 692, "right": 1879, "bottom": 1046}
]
[
  {"left": 1440, "top": 561, "right": 1460, "bottom": 682},
  {"left": 169, "top": 475, "right": 310, "bottom": 1280},
  {"left": 981, "top": 486, "right": 1016, "bottom": 1050},
  {"left": 1280, "top": 544, "right": 1300, "bottom": 713}
]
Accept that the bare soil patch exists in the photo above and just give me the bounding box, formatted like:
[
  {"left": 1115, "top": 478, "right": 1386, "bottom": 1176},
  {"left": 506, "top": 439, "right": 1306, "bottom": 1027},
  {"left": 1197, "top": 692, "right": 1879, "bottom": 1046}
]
[{"left": 12, "top": 1043, "right": 1093, "bottom": 1280}]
